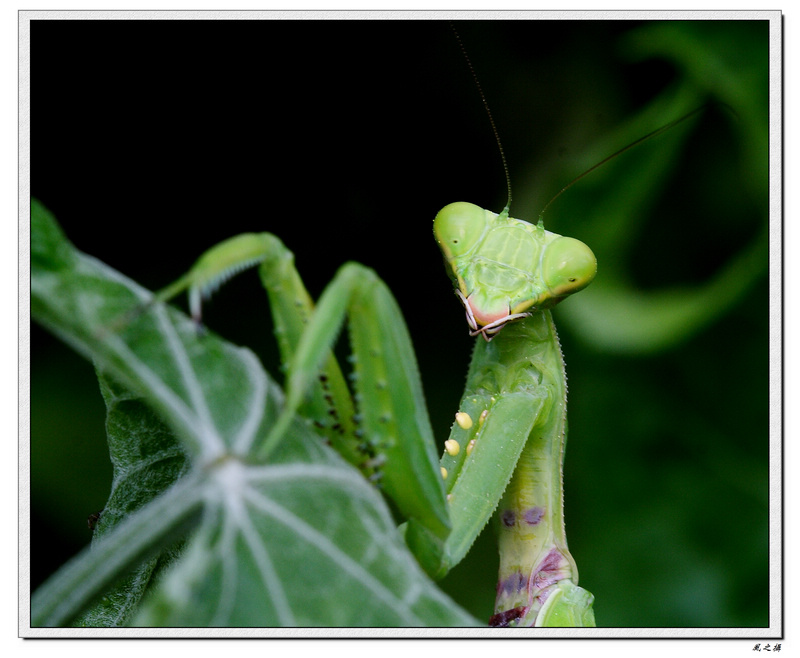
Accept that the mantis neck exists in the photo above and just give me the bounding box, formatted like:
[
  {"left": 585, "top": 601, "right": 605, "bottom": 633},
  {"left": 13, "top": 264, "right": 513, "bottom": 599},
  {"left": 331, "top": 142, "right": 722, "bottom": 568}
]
[{"left": 480, "top": 311, "right": 578, "bottom": 626}]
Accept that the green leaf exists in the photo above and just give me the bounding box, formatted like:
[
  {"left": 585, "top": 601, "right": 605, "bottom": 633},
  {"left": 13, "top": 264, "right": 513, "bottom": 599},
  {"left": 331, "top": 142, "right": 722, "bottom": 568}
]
[
  {"left": 74, "top": 373, "right": 189, "bottom": 627},
  {"left": 93, "top": 372, "right": 190, "bottom": 531}
]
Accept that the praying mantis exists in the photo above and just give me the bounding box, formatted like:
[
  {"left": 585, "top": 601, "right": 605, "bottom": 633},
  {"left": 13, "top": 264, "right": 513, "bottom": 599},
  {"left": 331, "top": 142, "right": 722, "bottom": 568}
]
[
  {"left": 101, "top": 26, "right": 606, "bottom": 627},
  {"left": 130, "top": 184, "right": 598, "bottom": 627},
  {"left": 37, "top": 21, "right": 723, "bottom": 627}
]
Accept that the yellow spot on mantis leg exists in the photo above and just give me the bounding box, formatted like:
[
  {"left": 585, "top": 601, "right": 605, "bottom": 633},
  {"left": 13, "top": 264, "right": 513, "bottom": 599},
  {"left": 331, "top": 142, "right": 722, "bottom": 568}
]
[
  {"left": 466, "top": 439, "right": 476, "bottom": 455},
  {"left": 455, "top": 411, "right": 473, "bottom": 429},
  {"left": 444, "top": 439, "right": 460, "bottom": 456},
  {"left": 440, "top": 467, "right": 448, "bottom": 480},
  {"left": 478, "top": 409, "right": 488, "bottom": 426}
]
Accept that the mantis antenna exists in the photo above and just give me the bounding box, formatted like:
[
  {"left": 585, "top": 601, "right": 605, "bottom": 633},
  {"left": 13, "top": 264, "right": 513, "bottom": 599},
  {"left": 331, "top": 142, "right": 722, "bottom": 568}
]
[
  {"left": 537, "top": 103, "right": 728, "bottom": 222},
  {"left": 451, "top": 26, "right": 729, "bottom": 228},
  {"left": 450, "top": 23, "right": 513, "bottom": 216}
]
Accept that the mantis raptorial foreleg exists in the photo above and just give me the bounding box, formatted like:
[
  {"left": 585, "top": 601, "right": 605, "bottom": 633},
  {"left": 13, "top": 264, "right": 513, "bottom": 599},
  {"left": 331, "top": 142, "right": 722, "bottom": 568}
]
[{"left": 439, "top": 385, "right": 547, "bottom": 569}]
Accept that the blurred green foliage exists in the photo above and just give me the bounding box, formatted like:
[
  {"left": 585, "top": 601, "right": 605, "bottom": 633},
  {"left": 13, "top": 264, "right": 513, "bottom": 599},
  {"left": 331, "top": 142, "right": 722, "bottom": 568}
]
[{"left": 31, "top": 18, "right": 770, "bottom": 627}]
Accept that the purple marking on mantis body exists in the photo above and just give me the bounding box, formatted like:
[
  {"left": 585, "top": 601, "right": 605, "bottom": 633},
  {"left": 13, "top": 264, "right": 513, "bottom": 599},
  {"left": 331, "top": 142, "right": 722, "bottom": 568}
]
[
  {"left": 488, "top": 606, "right": 527, "bottom": 627},
  {"left": 501, "top": 509, "right": 516, "bottom": 527},
  {"left": 523, "top": 506, "right": 544, "bottom": 525},
  {"left": 530, "top": 548, "right": 568, "bottom": 592},
  {"left": 496, "top": 570, "right": 525, "bottom": 596}
]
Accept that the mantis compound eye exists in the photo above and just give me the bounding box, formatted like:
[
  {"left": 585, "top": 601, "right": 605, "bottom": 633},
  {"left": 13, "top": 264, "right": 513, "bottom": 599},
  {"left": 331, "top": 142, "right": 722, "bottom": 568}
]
[
  {"left": 542, "top": 236, "right": 597, "bottom": 298},
  {"left": 433, "top": 202, "right": 487, "bottom": 259}
]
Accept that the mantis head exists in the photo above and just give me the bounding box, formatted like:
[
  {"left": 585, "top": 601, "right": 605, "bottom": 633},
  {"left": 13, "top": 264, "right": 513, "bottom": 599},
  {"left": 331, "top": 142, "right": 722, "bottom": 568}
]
[{"left": 433, "top": 202, "right": 596, "bottom": 340}]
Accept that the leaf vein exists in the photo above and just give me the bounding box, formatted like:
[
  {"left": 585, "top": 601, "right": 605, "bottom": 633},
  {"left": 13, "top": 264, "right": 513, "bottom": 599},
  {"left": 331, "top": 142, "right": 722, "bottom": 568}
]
[{"left": 242, "top": 486, "right": 423, "bottom": 625}]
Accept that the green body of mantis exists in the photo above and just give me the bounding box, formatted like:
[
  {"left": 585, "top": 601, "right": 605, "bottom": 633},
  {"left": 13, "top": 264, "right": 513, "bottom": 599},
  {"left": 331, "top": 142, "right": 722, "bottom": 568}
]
[{"left": 141, "top": 196, "right": 597, "bottom": 626}]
